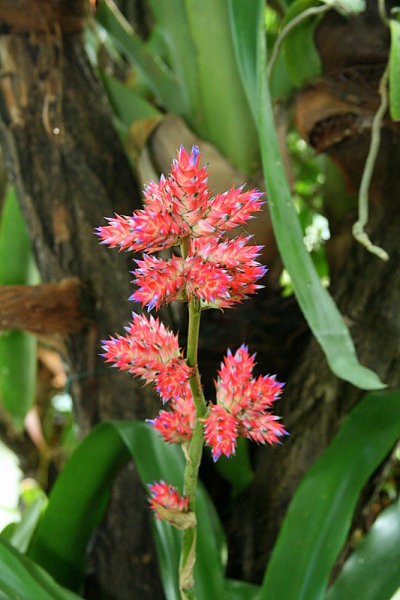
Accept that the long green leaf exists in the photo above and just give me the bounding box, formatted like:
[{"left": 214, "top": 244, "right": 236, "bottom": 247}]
[
  {"left": 183, "top": 0, "right": 259, "bottom": 172},
  {"left": 146, "top": 0, "right": 199, "bottom": 123},
  {"left": 28, "top": 423, "right": 130, "bottom": 590},
  {"left": 0, "top": 187, "right": 38, "bottom": 429},
  {"left": 259, "top": 390, "right": 400, "bottom": 600},
  {"left": 112, "top": 421, "right": 226, "bottom": 600},
  {"left": 28, "top": 421, "right": 225, "bottom": 599},
  {"left": 389, "top": 19, "right": 400, "bottom": 121},
  {"left": 100, "top": 71, "right": 160, "bottom": 126},
  {"left": 1, "top": 493, "right": 47, "bottom": 553},
  {"left": 0, "top": 538, "right": 82, "bottom": 600},
  {"left": 224, "top": 579, "right": 261, "bottom": 599},
  {"left": 228, "top": 0, "right": 384, "bottom": 389},
  {"left": 96, "top": 0, "right": 186, "bottom": 115},
  {"left": 326, "top": 495, "right": 400, "bottom": 600}
]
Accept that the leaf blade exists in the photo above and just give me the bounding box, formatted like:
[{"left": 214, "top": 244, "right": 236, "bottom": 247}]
[
  {"left": 326, "top": 496, "right": 400, "bottom": 600},
  {"left": 228, "top": 0, "right": 383, "bottom": 389},
  {"left": 259, "top": 391, "right": 400, "bottom": 600}
]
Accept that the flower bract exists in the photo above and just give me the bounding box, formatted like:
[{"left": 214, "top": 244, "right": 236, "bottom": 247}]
[{"left": 204, "top": 345, "right": 287, "bottom": 461}]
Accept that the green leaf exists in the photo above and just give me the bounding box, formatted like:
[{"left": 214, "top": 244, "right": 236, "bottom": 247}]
[
  {"left": 224, "top": 579, "right": 261, "bottom": 599},
  {"left": 28, "top": 423, "right": 130, "bottom": 590},
  {"left": 389, "top": 19, "right": 400, "bottom": 121},
  {"left": 228, "top": 0, "right": 384, "bottom": 389},
  {"left": 1, "top": 492, "right": 47, "bottom": 553},
  {"left": 96, "top": 0, "right": 186, "bottom": 115},
  {"left": 146, "top": 0, "right": 199, "bottom": 123},
  {"left": 259, "top": 390, "right": 400, "bottom": 600},
  {"left": 99, "top": 71, "right": 160, "bottom": 126},
  {"left": 28, "top": 421, "right": 225, "bottom": 599},
  {"left": 0, "top": 537, "right": 83, "bottom": 600},
  {"left": 326, "top": 495, "right": 400, "bottom": 600},
  {"left": 182, "top": 0, "right": 259, "bottom": 172},
  {"left": 0, "top": 187, "right": 38, "bottom": 429},
  {"left": 283, "top": 9, "right": 322, "bottom": 86},
  {"left": 114, "top": 421, "right": 226, "bottom": 600}
]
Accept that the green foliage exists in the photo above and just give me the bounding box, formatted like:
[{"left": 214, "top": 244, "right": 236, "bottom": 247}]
[
  {"left": 0, "top": 538, "right": 83, "bottom": 600},
  {"left": 2, "top": 388, "right": 400, "bottom": 600},
  {"left": 327, "top": 495, "right": 400, "bottom": 600},
  {"left": 1, "top": 490, "right": 47, "bottom": 553},
  {"left": 229, "top": 0, "right": 384, "bottom": 390},
  {"left": 389, "top": 18, "right": 400, "bottom": 121},
  {"left": 260, "top": 390, "right": 400, "bottom": 600},
  {"left": 97, "top": 0, "right": 259, "bottom": 173},
  {"left": 0, "top": 187, "right": 38, "bottom": 430},
  {"left": 26, "top": 422, "right": 224, "bottom": 598}
]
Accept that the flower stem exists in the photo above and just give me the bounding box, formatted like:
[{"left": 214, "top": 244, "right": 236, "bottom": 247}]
[{"left": 179, "top": 286, "right": 207, "bottom": 599}]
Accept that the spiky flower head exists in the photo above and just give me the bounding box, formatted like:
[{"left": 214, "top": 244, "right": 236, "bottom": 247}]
[
  {"left": 101, "top": 313, "right": 192, "bottom": 403},
  {"left": 96, "top": 145, "right": 263, "bottom": 254},
  {"left": 148, "top": 481, "right": 189, "bottom": 518},
  {"left": 204, "top": 345, "right": 287, "bottom": 461},
  {"left": 131, "top": 236, "right": 266, "bottom": 312},
  {"left": 148, "top": 389, "right": 196, "bottom": 445}
]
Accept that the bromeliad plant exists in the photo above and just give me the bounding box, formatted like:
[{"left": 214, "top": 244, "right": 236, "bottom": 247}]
[{"left": 96, "top": 145, "right": 287, "bottom": 599}]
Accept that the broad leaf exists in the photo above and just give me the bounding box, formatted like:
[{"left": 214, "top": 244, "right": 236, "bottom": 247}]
[
  {"left": 113, "top": 421, "right": 226, "bottom": 600},
  {"left": 96, "top": 1, "right": 185, "bottom": 115},
  {"left": 100, "top": 70, "right": 160, "bottom": 126},
  {"left": 181, "top": 0, "right": 259, "bottom": 172},
  {"left": 326, "top": 496, "right": 400, "bottom": 600},
  {"left": 224, "top": 579, "right": 261, "bottom": 599},
  {"left": 0, "top": 187, "right": 38, "bottom": 429},
  {"left": 259, "top": 391, "right": 400, "bottom": 600},
  {"left": 1, "top": 492, "right": 47, "bottom": 553},
  {"left": 229, "top": 0, "right": 384, "bottom": 389},
  {"left": 28, "top": 421, "right": 225, "bottom": 599},
  {"left": 0, "top": 538, "right": 82, "bottom": 600},
  {"left": 28, "top": 423, "right": 130, "bottom": 590}
]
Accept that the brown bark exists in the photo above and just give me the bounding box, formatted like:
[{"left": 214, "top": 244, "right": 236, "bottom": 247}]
[
  {"left": 0, "top": 279, "right": 85, "bottom": 334},
  {"left": 0, "top": 2, "right": 163, "bottom": 598}
]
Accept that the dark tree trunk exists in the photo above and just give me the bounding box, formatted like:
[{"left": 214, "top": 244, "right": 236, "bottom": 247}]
[{"left": 0, "top": 2, "right": 163, "bottom": 598}]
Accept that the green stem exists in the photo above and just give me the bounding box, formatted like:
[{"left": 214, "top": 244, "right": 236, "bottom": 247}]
[{"left": 178, "top": 244, "right": 207, "bottom": 598}]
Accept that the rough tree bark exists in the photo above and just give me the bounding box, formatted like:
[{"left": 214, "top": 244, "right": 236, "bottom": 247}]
[{"left": 0, "top": 2, "right": 163, "bottom": 598}]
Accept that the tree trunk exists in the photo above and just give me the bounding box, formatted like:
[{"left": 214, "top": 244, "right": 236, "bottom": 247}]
[{"left": 0, "top": 2, "right": 163, "bottom": 598}]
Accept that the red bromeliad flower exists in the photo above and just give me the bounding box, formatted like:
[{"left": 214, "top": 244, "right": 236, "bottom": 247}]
[
  {"left": 96, "top": 145, "right": 263, "bottom": 254},
  {"left": 148, "top": 390, "right": 196, "bottom": 445},
  {"left": 130, "top": 236, "right": 266, "bottom": 311},
  {"left": 148, "top": 481, "right": 189, "bottom": 518},
  {"left": 101, "top": 313, "right": 192, "bottom": 403},
  {"left": 97, "top": 145, "right": 287, "bottom": 500},
  {"left": 203, "top": 345, "right": 287, "bottom": 461}
]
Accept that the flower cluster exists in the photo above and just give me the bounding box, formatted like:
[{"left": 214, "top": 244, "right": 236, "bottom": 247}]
[
  {"left": 203, "top": 345, "right": 287, "bottom": 461},
  {"left": 148, "top": 481, "right": 189, "bottom": 518},
  {"left": 97, "top": 146, "right": 287, "bottom": 521},
  {"left": 101, "top": 313, "right": 192, "bottom": 404},
  {"left": 97, "top": 146, "right": 265, "bottom": 311}
]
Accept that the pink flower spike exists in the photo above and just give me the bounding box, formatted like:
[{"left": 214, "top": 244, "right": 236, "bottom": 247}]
[
  {"left": 193, "top": 187, "right": 264, "bottom": 236},
  {"left": 239, "top": 413, "right": 288, "bottom": 445},
  {"left": 203, "top": 404, "right": 238, "bottom": 461},
  {"left": 101, "top": 313, "right": 192, "bottom": 399},
  {"left": 148, "top": 481, "right": 189, "bottom": 519},
  {"left": 130, "top": 254, "right": 185, "bottom": 311},
  {"left": 148, "top": 389, "right": 196, "bottom": 443}
]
